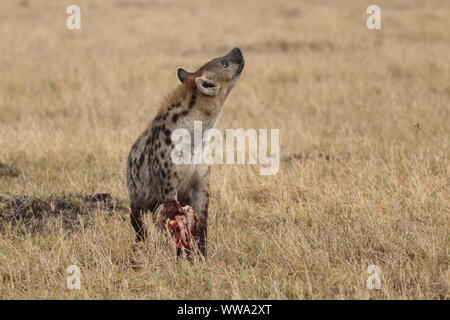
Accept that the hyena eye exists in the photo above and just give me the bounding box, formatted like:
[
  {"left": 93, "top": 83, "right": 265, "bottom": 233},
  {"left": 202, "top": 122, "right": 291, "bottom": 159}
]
[{"left": 221, "top": 60, "right": 229, "bottom": 68}]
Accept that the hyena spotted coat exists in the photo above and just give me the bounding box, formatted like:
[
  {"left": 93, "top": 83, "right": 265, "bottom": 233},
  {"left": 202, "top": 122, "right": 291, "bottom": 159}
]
[{"left": 127, "top": 48, "right": 244, "bottom": 256}]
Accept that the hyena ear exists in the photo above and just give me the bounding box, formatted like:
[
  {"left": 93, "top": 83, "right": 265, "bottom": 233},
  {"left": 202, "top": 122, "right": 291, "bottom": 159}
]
[
  {"left": 195, "top": 76, "right": 220, "bottom": 96},
  {"left": 177, "top": 68, "right": 192, "bottom": 83}
]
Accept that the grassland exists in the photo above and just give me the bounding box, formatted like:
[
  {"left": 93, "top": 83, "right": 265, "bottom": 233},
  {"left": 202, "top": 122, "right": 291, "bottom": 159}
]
[{"left": 0, "top": 0, "right": 449, "bottom": 299}]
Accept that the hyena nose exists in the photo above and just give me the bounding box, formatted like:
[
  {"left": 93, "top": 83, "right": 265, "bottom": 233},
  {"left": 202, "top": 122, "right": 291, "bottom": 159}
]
[
  {"left": 228, "top": 47, "right": 243, "bottom": 62},
  {"left": 232, "top": 47, "right": 242, "bottom": 55}
]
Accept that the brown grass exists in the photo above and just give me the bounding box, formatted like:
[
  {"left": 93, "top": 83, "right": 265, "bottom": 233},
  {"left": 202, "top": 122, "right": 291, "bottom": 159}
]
[{"left": 0, "top": 0, "right": 449, "bottom": 299}]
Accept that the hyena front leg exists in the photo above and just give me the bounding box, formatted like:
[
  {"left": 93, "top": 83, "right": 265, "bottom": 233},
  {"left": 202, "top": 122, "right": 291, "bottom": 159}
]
[
  {"left": 192, "top": 165, "right": 211, "bottom": 257},
  {"left": 131, "top": 200, "right": 160, "bottom": 242},
  {"left": 130, "top": 205, "right": 147, "bottom": 242}
]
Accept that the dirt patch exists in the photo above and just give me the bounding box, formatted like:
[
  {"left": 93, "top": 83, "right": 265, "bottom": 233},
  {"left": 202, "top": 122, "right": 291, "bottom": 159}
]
[{"left": 0, "top": 193, "right": 128, "bottom": 233}]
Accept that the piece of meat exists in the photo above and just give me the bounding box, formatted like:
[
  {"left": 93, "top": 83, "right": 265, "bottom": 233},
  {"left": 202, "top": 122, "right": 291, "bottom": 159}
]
[{"left": 163, "top": 200, "right": 199, "bottom": 252}]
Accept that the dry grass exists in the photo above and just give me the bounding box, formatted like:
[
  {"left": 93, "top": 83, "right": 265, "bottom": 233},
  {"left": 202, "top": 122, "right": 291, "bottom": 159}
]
[{"left": 0, "top": 0, "right": 449, "bottom": 299}]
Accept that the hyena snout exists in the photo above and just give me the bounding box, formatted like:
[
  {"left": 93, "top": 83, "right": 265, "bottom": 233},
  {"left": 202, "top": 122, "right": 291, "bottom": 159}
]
[{"left": 224, "top": 47, "right": 245, "bottom": 76}]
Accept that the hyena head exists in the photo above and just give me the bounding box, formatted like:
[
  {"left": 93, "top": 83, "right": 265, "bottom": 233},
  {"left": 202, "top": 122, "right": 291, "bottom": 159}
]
[{"left": 177, "top": 47, "right": 245, "bottom": 101}]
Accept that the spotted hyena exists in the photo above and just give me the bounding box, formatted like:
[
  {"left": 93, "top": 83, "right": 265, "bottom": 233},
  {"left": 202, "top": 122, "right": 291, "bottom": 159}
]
[{"left": 127, "top": 47, "right": 245, "bottom": 256}]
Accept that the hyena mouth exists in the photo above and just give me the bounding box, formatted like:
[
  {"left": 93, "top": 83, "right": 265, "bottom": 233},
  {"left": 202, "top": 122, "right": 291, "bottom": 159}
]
[
  {"left": 226, "top": 47, "right": 245, "bottom": 78},
  {"left": 236, "top": 60, "right": 245, "bottom": 76}
]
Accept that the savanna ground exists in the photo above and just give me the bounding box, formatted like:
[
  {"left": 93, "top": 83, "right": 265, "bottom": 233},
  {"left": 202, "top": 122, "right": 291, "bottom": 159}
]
[{"left": 0, "top": 0, "right": 449, "bottom": 299}]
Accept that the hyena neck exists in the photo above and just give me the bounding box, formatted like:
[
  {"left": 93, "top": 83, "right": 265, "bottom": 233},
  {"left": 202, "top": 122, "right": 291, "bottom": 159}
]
[
  {"left": 160, "top": 83, "right": 224, "bottom": 129},
  {"left": 194, "top": 90, "right": 224, "bottom": 122}
]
